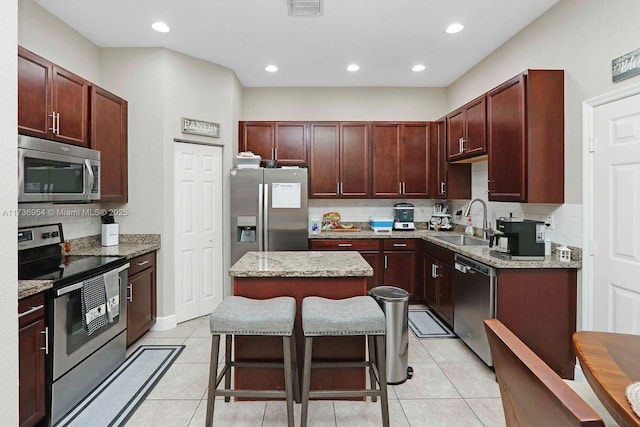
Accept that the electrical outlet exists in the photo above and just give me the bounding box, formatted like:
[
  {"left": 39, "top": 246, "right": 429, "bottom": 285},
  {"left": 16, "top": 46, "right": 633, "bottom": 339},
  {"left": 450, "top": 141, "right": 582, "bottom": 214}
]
[{"left": 545, "top": 215, "right": 555, "bottom": 230}]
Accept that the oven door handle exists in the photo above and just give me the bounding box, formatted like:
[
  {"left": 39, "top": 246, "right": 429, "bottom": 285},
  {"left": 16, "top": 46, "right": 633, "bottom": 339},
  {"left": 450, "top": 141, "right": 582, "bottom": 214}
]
[{"left": 55, "top": 263, "right": 130, "bottom": 296}]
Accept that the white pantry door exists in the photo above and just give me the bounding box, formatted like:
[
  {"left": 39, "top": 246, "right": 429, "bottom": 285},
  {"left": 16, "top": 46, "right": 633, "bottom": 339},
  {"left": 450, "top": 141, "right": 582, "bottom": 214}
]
[
  {"left": 592, "top": 92, "right": 640, "bottom": 333},
  {"left": 175, "top": 142, "right": 223, "bottom": 323}
]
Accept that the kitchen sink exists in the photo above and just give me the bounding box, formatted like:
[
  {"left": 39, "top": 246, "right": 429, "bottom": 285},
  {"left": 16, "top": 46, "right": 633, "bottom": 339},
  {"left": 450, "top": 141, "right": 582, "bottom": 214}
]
[{"left": 433, "top": 234, "right": 490, "bottom": 246}]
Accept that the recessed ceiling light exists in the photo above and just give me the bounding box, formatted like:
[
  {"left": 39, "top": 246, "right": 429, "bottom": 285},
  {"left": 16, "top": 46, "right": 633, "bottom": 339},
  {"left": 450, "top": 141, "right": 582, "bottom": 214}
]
[
  {"left": 347, "top": 64, "right": 360, "bottom": 72},
  {"left": 265, "top": 65, "right": 278, "bottom": 72},
  {"left": 445, "top": 23, "right": 464, "bottom": 34},
  {"left": 412, "top": 64, "right": 426, "bottom": 72},
  {"left": 151, "top": 22, "right": 170, "bottom": 33}
]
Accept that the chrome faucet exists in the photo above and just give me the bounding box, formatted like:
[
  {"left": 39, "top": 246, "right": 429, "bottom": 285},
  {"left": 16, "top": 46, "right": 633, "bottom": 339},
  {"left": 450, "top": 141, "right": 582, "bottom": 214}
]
[{"left": 463, "top": 198, "right": 490, "bottom": 239}]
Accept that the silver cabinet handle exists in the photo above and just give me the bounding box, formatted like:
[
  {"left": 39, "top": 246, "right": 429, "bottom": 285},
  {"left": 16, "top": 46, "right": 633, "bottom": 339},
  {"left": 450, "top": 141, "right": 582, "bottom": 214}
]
[
  {"left": 340, "top": 182, "right": 343, "bottom": 195},
  {"left": 40, "top": 326, "right": 49, "bottom": 354},
  {"left": 336, "top": 182, "right": 340, "bottom": 195},
  {"left": 459, "top": 137, "right": 463, "bottom": 153},
  {"left": 127, "top": 283, "right": 133, "bottom": 302},
  {"left": 137, "top": 260, "right": 150, "bottom": 267},
  {"left": 402, "top": 182, "right": 406, "bottom": 194},
  {"left": 393, "top": 243, "right": 407, "bottom": 247},
  {"left": 440, "top": 181, "right": 446, "bottom": 194},
  {"left": 432, "top": 263, "right": 439, "bottom": 278},
  {"left": 384, "top": 255, "right": 388, "bottom": 269},
  {"left": 274, "top": 147, "right": 277, "bottom": 159},
  {"left": 56, "top": 112, "right": 60, "bottom": 134},
  {"left": 398, "top": 182, "right": 402, "bottom": 194},
  {"left": 18, "top": 304, "right": 44, "bottom": 318},
  {"left": 337, "top": 243, "right": 353, "bottom": 247},
  {"left": 49, "top": 111, "right": 56, "bottom": 133}
]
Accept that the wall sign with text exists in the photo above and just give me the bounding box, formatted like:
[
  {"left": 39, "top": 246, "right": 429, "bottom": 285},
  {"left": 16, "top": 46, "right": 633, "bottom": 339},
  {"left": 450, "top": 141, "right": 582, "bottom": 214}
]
[
  {"left": 612, "top": 48, "right": 640, "bottom": 83},
  {"left": 181, "top": 117, "right": 220, "bottom": 138}
]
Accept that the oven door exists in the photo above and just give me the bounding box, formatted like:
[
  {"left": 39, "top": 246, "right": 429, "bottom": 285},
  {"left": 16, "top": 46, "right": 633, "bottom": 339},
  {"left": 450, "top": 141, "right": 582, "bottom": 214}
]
[{"left": 51, "top": 264, "right": 129, "bottom": 381}]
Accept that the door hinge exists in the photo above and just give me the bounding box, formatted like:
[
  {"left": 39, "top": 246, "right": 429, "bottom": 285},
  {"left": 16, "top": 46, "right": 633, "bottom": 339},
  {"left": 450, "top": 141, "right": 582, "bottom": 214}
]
[{"left": 589, "top": 136, "right": 596, "bottom": 153}]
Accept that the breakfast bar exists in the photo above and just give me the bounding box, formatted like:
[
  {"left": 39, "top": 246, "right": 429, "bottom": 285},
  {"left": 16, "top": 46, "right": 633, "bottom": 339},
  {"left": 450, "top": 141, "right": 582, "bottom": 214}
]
[{"left": 229, "top": 251, "right": 373, "bottom": 397}]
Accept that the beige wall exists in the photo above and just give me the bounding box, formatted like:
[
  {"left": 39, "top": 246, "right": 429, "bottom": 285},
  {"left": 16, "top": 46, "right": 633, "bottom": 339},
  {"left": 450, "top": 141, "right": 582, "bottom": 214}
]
[
  {"left": 447, "top": 0, "right": 640, "bottom": 204},
  {"left": 1, "top": 0, "right": 19, "bottom": 424}
]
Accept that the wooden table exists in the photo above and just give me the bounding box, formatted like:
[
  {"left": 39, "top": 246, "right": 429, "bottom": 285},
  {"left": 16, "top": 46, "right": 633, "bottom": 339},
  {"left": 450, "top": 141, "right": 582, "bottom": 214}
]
[{"left": 573, "top": 331, "right": 640, "bottom": 426}]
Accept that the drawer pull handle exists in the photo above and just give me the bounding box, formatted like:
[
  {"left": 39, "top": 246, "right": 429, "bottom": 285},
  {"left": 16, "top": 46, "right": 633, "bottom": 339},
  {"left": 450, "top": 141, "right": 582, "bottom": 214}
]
[
  {"left": 337, "top": 243, "right": 353, "bottom": 247},
  {"left": 127, "top": 283, "right": 133, "bottom": 302},
  {"left": 19, "top": 304, "right": 44, "bottom": 318},
  {"left": 40, "top": 327, "right": 49, "bottom": 354},
  {"left": 137, "top": 260, "right": 150, "bottom": 266},
  {"left": 393, "top": 243, "right": 407, "bottom": 247}
]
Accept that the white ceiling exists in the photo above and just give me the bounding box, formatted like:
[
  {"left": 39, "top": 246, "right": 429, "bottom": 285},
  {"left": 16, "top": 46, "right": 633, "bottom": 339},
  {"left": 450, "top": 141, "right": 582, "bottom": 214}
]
[{"left": 35, "top": 0, "right": 559, "bottom": 88}]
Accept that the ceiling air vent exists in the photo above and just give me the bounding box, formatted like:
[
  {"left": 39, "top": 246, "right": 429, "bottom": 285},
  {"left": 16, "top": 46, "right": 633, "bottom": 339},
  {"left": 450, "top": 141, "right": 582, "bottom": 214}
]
[{"left": 287, "top": 0, "right": 323, "bottom": 17}]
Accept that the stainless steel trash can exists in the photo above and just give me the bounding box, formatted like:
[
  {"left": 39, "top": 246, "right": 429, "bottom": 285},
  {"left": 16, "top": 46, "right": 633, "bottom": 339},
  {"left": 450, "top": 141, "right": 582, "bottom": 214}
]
[{"left": 368, "top": 286, "right": 411, "bottom": 384}]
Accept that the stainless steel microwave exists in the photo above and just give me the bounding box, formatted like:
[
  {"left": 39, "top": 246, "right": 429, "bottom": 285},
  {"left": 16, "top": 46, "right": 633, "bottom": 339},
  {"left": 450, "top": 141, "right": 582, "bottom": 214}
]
[{"left": 18, "top": 135, "right": 100, "bottom": 203}]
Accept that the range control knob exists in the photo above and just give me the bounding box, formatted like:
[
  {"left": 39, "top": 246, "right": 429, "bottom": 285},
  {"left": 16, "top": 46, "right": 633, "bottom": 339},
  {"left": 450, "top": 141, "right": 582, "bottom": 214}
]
[{"left": 41, "top": 232, "right": 51, "bottom": 239}]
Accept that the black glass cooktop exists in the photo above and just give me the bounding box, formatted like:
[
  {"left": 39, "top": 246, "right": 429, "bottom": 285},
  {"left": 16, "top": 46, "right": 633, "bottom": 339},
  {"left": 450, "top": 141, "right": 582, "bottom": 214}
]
[{"left": 19, "top": 255, "right": 127, "bottom": 288}]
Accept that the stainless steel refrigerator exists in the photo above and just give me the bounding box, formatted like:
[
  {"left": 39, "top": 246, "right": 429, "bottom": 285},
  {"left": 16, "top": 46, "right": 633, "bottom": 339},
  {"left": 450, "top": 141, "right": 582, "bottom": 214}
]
[{"left": 230, "top": 168, "right": 308, "bottom": 265}]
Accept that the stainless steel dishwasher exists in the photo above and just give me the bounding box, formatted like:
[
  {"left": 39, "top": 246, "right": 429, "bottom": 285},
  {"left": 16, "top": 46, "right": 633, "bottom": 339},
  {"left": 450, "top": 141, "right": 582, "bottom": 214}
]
[{"left": 453, "top": 254, "right": 497, "bottom": 366}]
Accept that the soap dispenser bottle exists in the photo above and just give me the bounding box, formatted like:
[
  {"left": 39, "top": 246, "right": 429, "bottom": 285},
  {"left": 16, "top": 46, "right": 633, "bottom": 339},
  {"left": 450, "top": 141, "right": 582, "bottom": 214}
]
[{"left": 465, "top": 216, "right": 474, "bottom": 236}]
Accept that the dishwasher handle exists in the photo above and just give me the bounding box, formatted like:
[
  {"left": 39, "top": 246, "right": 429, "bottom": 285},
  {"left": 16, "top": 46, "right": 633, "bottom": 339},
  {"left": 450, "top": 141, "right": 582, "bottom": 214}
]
[{"left": 455, "top": 261, "right": 474, "bottom": 274}]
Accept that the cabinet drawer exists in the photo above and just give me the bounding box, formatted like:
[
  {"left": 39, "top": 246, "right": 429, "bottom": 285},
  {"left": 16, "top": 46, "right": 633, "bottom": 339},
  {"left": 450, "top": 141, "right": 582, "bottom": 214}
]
[
  {"left": 18, "top": 293, "right": 45, "bottom": 327},
  {"left": 310, "top": 239, "right": 380, "bottom": 251},
  {"left": 423, "top": 241, "right": 455, "bottom": 266},
  {"left": 128, "top": 251, "right": 156, "bottom": 276},
  {"left": 382, "top": 239, "right": 417, "bottom": 251}
]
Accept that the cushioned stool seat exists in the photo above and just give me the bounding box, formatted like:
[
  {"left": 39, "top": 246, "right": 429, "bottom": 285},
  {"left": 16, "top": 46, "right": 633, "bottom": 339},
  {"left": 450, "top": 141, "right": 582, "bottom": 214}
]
[
  {"left": 300, "top": 296, "right": 389, "bottom": 427},
  {"left": 206, "top": 296, "right": 298, "bottom": 427}
]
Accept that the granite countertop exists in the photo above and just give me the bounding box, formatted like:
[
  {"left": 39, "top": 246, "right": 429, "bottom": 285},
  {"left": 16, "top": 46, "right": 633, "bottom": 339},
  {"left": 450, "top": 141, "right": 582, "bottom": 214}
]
[
  {"left": 310, "top": 226, "right": 582, "bottom": 269},
  {"left": 18, "top": 234, "right": 160, "bottom": 299},
  {"left": 230, "top": 251, "right": 373, "bottom": 278}
]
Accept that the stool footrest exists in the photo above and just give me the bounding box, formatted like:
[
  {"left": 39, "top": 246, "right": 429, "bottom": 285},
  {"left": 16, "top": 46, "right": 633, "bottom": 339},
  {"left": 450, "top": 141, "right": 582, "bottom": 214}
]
[
  {"left": 311, "top": 361, "right": 370, "bottom": 369},
  {"left": 216, "top": 389, "right": 286, "bottom": 399},
  {"left": 232, "top": 361, "right": 285, "bottom": 369},
  {"left": 309, "top": 390, "right": 382, "bottom": 399}
]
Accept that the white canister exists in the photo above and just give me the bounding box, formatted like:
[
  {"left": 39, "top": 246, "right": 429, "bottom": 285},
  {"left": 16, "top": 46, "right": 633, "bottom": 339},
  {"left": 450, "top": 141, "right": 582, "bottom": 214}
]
[
  {"left": 557, "top": 245, "right": 571, "bottom": 262},
  {"left": 101, "top": 223, "right": 119, "bottom": 246}
]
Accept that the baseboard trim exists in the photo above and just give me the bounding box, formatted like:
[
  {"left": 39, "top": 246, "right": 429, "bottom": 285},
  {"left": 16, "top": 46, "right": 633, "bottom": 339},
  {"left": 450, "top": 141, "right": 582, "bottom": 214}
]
[{"left": 150, "top": 314, "right": 177, "bottom": 332}]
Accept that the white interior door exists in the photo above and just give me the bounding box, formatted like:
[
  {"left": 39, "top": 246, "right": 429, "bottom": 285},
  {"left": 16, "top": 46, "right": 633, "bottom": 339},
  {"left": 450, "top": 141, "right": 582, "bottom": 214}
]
[
  {"left": 175, "top": 142, "right": 223, "bottom": 323},
  {"left": 592, "top": 92, "right": 640, "bottom": 333}
]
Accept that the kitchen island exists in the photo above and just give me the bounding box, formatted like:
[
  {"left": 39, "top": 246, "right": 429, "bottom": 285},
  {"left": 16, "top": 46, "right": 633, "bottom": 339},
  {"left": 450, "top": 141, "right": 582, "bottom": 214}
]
[{"left": 229, "top": 251, "right": 373, "bottom": 398}]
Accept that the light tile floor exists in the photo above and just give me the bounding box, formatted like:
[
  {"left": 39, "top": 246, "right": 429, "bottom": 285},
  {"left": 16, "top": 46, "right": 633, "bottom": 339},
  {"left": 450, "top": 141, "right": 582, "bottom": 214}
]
[{"left": 124, "top": 315, "right": 506, "bottom": 427}]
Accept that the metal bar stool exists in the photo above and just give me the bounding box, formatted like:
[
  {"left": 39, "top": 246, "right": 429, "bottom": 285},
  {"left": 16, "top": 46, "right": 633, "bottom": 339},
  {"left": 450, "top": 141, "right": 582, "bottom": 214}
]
[
  {"left": 205, "top": 296, "right": 299, "bottom": 427},
  {"left": 300, "top": 295, "right": 389, "bottom": 427}
]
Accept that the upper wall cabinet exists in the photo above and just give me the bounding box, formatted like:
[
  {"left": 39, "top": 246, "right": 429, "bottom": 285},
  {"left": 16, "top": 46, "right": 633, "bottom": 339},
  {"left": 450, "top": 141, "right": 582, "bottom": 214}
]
[
  {"left": 91, "top": 86, "right": 128, "bottom": 202},
  {"left": 372, "top": 122, "right": 430, "bottom": 198},
  {"left": 430, "top": 118, "right": 471, "bottom": 199},
  {"left": 309, "top": 122, "right": 369, "bottom": 198},
  {"left": 240, "top": 122, "right": 308, "bottom": 166},
  {"left": 18, "top": 46, "right": 89, "bottom": 147},
  {"left": 486, "top": 69, "right": 564, "bottom": 203},
  {"left": 447, "top": 95, "right": 486, "bottom": 162}
]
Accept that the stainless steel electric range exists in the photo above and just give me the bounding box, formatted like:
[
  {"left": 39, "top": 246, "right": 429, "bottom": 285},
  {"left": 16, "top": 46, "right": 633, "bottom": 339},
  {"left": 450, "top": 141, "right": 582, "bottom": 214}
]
[{"left": 18, "top": 223, "right": 130, "bottom": 425}]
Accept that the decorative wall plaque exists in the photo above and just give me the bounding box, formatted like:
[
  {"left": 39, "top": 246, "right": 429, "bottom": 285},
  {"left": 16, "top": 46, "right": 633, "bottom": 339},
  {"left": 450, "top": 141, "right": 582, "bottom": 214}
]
[
  {"left": 181, "top": 117, "right": 220, "bottom": 138},
  {"left": 612, "top": 48, "right": 640, "bottom": 83}
]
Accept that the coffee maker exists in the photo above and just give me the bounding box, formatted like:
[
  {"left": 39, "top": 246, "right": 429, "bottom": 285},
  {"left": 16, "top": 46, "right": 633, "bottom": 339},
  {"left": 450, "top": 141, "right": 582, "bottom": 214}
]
[
  {"left": 494, "top": 217, "right": 545, "bottom": 260},
  {"left": 393, "top": 202, "right": 415, "bottom": 230}
]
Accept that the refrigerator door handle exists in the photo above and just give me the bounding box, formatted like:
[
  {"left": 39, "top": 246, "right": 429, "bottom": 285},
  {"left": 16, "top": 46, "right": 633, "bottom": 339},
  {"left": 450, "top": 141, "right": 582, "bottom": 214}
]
[
  {"left": 263, "top": 183, "right": 269, "bottom": 251},
  {"left": 258, "top": 184, "right": 264, "bottom": 251}
]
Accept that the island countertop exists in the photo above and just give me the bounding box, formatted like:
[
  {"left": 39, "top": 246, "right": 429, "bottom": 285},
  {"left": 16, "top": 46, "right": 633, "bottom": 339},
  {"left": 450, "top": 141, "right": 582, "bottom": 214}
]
[{"left": 229, "top": 251, "right": 373, "bottom": 278}]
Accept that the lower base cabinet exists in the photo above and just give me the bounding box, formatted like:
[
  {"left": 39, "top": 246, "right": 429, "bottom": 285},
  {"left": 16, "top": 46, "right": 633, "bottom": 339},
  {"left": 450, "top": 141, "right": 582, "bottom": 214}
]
[
  {"left": 126, "top": 251, "right": 157, "bottom": 346},
  {"left": 18, "top": 293, "right": 46, "bottom": 427},
  {"left": 422, "top": 241, "right": 455, "bottom": 327},
  {"left": 309, "top": 239, "right": 381, "bottom": 291}
]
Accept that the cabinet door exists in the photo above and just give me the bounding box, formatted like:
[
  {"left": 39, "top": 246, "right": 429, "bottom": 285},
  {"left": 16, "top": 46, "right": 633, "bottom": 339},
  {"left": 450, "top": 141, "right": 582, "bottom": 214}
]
[
  {"left": 430, "top": 120, "right": 447, "bottom": 198},
  {"left": 127, "top": 267, "right": 156, "bottom": 346},
  {"left": 241, "top": 122, "right": 275, "bottom": 161},
  {"left": 18, "top": 313, "right": 46, "bottom": 427},
  {"left": 340, "top": 122, "right": 370, "bottom": 197},
  {"left": 18, "top": 47, "right": 52, "bottom": 139},
  {"left": 401, "top": 123, "right": 429, "bottom": 197},
  {"left": 372, "top": 123, "right": 401, "bottom": 197},
  {"left": 51, "top": 65, "right": 89, "bottom": 146},
  {"left": 360, "top": 251, "right": 381, "bottom": 292},
  {"left": 275, "top": 122, "right": 307, "bottom": 165},
  {"left": 91, "top": 86, "right": 128, "bottom": 202},
  {"left": 310, "top": 123, "right": 340, "bottom": 197},
  {"left": 447, "top": 109, "right": 465, "bottom": 160},
  {"left": 463, "top": 96, "right": 487, "bottom": 157},
  {"left": 437, "top": 262, "right": 455, "bottom": 327},
  {"left": 423, "top": 253, "right": 438, "bottom": 309},
  {"left": 383, "top": 251, "right": 416, "bottom": 299}
]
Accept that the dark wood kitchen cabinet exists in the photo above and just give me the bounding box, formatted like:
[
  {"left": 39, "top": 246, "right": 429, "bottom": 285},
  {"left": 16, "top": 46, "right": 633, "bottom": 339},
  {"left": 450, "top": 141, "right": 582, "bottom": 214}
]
[
  {"left": 382, "top": 239, "right": 420, "bottom": 301},
  {"left": 447, "top": 95, "right": 486, "bottom": 162},
  {"left": 18, "top": 293, "right": 46, "bottom": 427},
  {"left": 91, "top": 85, "right": 128, "bottom": 202},
  {"left": 309, "top": 239, "right": 381, "bottom": 290},
  {"left": 309, "top": 122, "right": 370, "bottom": 198},
  {"left": 486, "top": 69, "right": 564, "bottom": 203},
  {"left": 18, "top": 46, "right": 89, "bottom": 147},
  {"left": 422, "top": 241, "right": 455, "bottom": 327},
  {"left": 429, "top": 118, "right": 471, "bottom": 199},
  {"left": 126, "top": 251, "right": 157, "bottom": 346},
  {"left": 372, "top": 122, "right": 429, "bottom": 198},
  {"left": 239, "top": 122, "right": 307, "bottom": 166}
]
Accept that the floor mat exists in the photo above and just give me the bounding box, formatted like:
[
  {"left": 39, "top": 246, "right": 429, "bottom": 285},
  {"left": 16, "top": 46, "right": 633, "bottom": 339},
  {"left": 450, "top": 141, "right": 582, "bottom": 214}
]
[
  {"left": 408, "top": 309, "right": 456, "bottom": 338},
  {"left": 56, "top": 344, "right": 185, "bottom": 427}
]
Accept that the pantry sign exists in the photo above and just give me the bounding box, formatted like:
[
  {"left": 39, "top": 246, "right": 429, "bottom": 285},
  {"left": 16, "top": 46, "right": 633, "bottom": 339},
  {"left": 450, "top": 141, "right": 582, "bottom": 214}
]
[
  {"left": 612, "top": 47, "right": 640, "bottom": 83},
  {"left": 182, "top": 117, "right": 220, "bottom": 138}
]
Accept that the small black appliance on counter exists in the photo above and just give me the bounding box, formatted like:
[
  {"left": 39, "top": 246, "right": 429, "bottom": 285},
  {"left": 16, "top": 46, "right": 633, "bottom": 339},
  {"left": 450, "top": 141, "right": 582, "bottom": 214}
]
[{"left": 493, "top": 217, "right": 545, "bottom": 260}]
